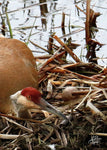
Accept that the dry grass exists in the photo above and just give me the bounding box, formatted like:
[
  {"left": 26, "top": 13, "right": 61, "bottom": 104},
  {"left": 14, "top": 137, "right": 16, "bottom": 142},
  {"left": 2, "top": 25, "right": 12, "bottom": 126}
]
[{"left": 0, "top": 35, "right": 107, "bottom": 150}]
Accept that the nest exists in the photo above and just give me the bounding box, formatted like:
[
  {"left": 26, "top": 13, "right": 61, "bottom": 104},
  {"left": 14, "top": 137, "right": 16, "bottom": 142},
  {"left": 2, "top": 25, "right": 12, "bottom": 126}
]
[{"left": 0, "top": 35, "right": 107, "bottom": 150}]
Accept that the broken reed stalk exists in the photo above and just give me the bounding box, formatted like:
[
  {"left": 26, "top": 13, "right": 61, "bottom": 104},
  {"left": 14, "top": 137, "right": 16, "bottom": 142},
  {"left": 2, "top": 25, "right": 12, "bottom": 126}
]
[
  {"left": 6, "top": 12, "right": 13, "bottom": 38},
  {"left": 0, "top": 113, "right": 45, "bottom": 123},
  {"left": 90, "top": 132, "right": 107, "bottom": 136},
  {"left": 39, "top": 47, "right": 64, "bottom": 71},
  {"left": 86, "top": 100, "right": 107, "bottom": 121},
  {"left": 75, "top": 5, "right": 86, "bottom": 15},
  {"left": 61, "top": 12, "right": 65, "bottom": 35},
  {"left": 5, "top": 2, "right": 13, "bottom": 38},
  {"left": 0, "top": 134, "right": 20, "bottom": 139},
  {"left": 26, "top": 18, "right": 36, "bottom": 45},
  {"left": 4, "top": 117, "right": 33, "bottom": 133},
  {"left": 48, "top": 35, "right": 54, "bottom": 54},
  {"left": 30, "top": 40, "right": 48, "bottom": 52},
  {"left": 85, "top": 0, "right": 91, "bottom": 44},
  {"left": 53, "top": 35, "right": 82, "bottom": 63},
  {"left": 61, "top": 12, "right": 65, "bottom": 28},
  {"left": 1, "top": 17, "right": 6, "bottom": 36}
]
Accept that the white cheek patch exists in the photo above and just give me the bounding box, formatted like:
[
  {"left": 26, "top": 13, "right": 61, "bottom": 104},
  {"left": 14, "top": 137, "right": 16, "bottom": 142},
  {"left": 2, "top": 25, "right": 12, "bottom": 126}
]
[
  {"left": 10, "top": 90, "right": 22, "bottom": 100},
  {"left": 17, "top": 95, "right": 40, "bottom": 109}
]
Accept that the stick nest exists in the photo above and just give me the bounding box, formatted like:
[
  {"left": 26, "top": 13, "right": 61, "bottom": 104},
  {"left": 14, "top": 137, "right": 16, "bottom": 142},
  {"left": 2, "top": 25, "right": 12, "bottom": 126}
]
[{"left": 0, "top": 37, "right": 107, "bottom": 150}]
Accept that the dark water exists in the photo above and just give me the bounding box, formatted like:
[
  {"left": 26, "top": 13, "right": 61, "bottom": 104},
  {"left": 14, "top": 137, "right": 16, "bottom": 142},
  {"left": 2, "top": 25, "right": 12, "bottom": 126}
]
[{"left": 0, "top": 0, "right": 107, "bottom": 66}]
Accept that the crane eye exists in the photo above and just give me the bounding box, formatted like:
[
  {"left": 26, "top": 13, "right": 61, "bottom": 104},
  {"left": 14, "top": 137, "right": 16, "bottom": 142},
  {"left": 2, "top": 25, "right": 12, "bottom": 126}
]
[{"left": 27, "top": 95, "right": 31, "bottom": 100}]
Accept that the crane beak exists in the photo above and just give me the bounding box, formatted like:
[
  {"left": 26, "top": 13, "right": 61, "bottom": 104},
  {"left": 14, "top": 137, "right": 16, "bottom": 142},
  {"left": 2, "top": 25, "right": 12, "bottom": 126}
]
[{"left": 38, "top": 98, "right": 68, "bottom": 120}]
